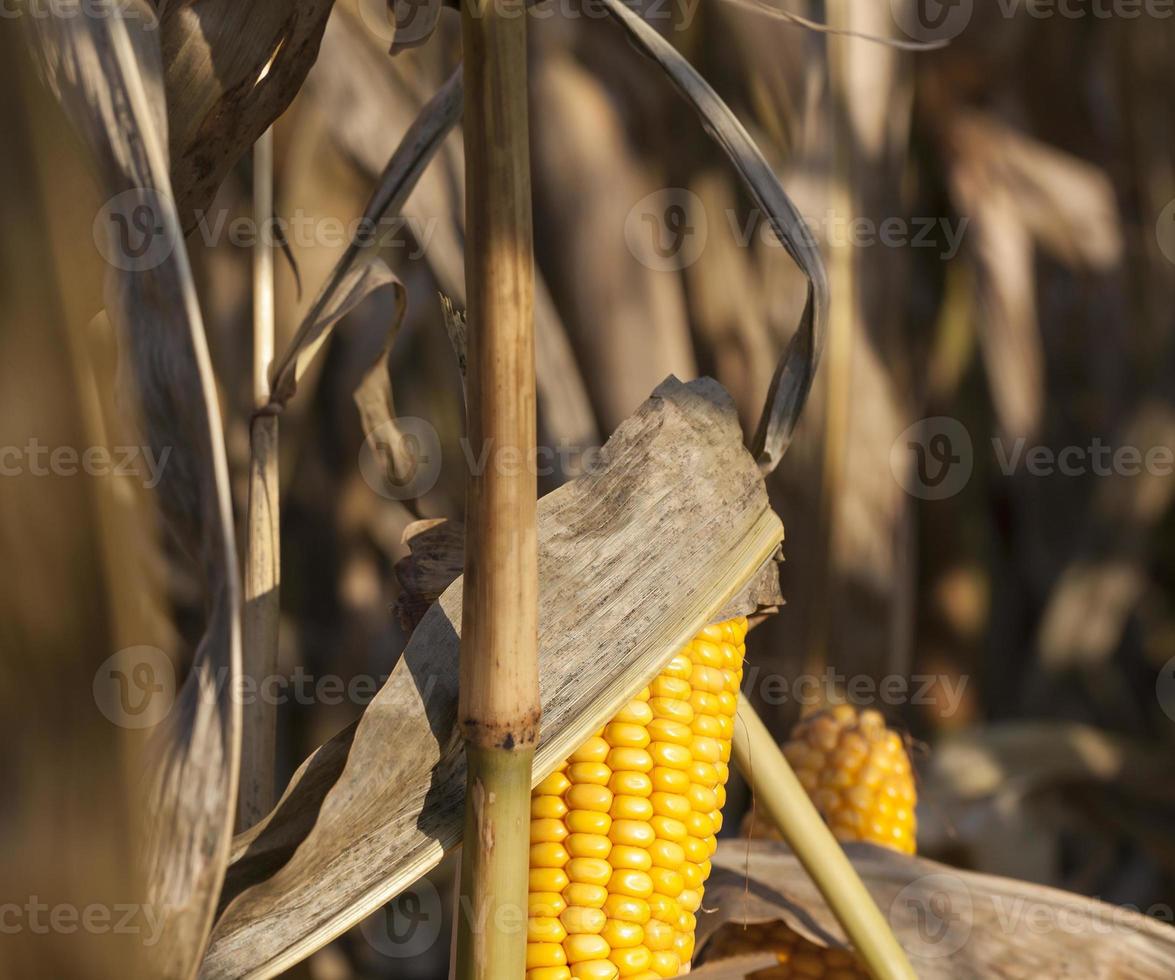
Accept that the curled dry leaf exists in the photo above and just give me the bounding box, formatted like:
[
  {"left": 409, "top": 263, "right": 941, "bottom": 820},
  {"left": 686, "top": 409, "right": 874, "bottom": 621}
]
[
  {"left": 157, "top": 0, "right": 335, "bottom": 230},
  {"left": 202, "top": 378, "right": 784, "bottom": 978},
  {"left": 28, "top": 4, "right": 242, "bottom": 978},
  {"left": 394, "top": 517, "right": 467, "bottom": 632},
  {"left": 598, "top": 0, "right": 827, "bottom": 472},
  {"left": 698, "top": 839, "right": 1175, "bottom": 978}
]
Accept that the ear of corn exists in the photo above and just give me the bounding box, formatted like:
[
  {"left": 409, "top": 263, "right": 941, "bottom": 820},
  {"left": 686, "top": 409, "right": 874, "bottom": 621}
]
[
  {"left": 706, "top": 921, "right": 870, "bottom": 979},
  {"left": 526, "top": 616, "right": 749, "bottom": 980},
  {"left": 782, "top": 704, "right": 916, "bottom": 855},
  {"left": 720, "top": 704, "right": 917, "bottom": 976}
]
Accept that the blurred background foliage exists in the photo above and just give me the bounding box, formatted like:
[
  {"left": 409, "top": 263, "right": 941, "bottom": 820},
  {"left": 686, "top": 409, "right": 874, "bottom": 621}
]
[{"left": 3, "top": 0, "right": 1175, "bottom": 976}]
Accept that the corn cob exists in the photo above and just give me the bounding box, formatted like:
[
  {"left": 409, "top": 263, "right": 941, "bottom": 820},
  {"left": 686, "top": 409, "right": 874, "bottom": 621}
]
[
  {"left": 716, "top": 704, "right": 917, "bottom": 975},
  {"left": 782, "top": 704, "right": 916, "bottom": 855},
  {"left": 525, "top": 616, "right": 749, "bottom": 980},
  {"left": 705, "top": 921, "right": 870, "bottom": 979}
]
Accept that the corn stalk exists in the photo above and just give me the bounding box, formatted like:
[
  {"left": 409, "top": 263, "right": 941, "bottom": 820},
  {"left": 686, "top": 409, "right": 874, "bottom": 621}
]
[{"left": 453, "top": 0, "right": 539, "bottom": 977}]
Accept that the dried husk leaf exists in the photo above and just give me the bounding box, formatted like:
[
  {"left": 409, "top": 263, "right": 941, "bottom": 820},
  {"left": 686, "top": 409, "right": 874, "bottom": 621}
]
[
  {"left": 698, "top": 840, "right": 1175, "bottom": 978},
  {"left": 201, "top": 378, "right": 784, "bottom": 978}
]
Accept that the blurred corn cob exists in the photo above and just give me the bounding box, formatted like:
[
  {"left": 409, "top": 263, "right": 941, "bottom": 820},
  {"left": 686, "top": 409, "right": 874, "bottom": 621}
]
[
  {"left": 525, "top": 617, "right": 748, "bottom": 980},
  {"left": 716, "top": 704, "right": 916, "bottom": 975},
  {"left": 743, "top": 704, "right": 916, "bottom": 854}
]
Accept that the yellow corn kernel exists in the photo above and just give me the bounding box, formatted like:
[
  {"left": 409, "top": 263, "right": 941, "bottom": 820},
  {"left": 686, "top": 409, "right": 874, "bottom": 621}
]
[
  {"left": 604, "top": 894, "right": 651, "bottom": 924},
  {"left": 572, "top": 736, "right": 611, "bottom": 764},
  {"left": 532, "top": 842, "right": 571, "bottom": 868},
  {"left": 567, "top": 857, "right": 613, "bottom": 887},
  {"left": 607, "top": 747, "right": 654, "bottom": 773},
  {"left": 614, "top": 701, "right": 654, "bottom": 726},
  {"left": 610, "top": 773, "right": 653, "bottom": 799},
  {"left": 533, "top": 818, "right": 571, "bottom": 843},
  {"left": 534, "top": 795, "right": 569, "bottom": 820},
  {"left": 530, "top": 891, "right": 568, "bottom": 917},
  {"left": 612, "top": 945, "right": 652, "bottom": 976},
  {"left": 530, "top": 917, "right": 570, "bottom": 944},
  {"left": 528, "top": 618, "right": 748, "bottom": 980},
  {"left": 600, "top": 919, "right": 643, "bottom": 948},
  {"left": 609, "top": 819, "right": 656, "bottom": 849},
  {"left": 563, "top": 883, "right": 609, "bottom": 908},
  {"left": 561, "top": 906, "right": 607, "bottom": 935},
  {"left": 649, "top": 698, "right": 694, "bottom": 725},
  {"left": 527, "top": 968, "right": 572, "bottom": 980},
  {"left": 531, "top": 868, "right": 570, "bottom": 893},
  {"left": 570, "top": 960, "right": 620, "bottom": 980},
  {"left": 608, "top": 844, "right": 653, "bottom": 871},
  {"left": 568, "top": 762, "right": 612, "bottom": 786},
  {"left": 564, "top": 933, "right": 611, "bottom": 963},
  {"left": 567, "top": 784, "right": 613, "bottom": 812},
  {"left": 567, "top": 809, "right": 612, "bottom": 835},
  {"left": 528, "top": 942, "right": 568, "bottom": 969},
  {"left": 610, "top": 794, "right": 654, "bottom": 820},
  {"left": 643, "top": 917, "right": 676, "bottom": 951},
  {"left": 605, "top": 722, "right": 652, "bottom": 749},
  {"left": 608, "top": 869, "right": 654, "bottom": 899}
]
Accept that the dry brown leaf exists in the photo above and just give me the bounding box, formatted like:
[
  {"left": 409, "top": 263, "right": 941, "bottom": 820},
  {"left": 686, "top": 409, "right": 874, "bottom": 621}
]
[
  {"left": 698, "top": 840, "right": 1175, "bottom": 978},
  {"left": 201, "top": 378, "right": 784, "bottom": 978},
  {"left": 158, "top": 0, "right": 335, "bottom": 230}
]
